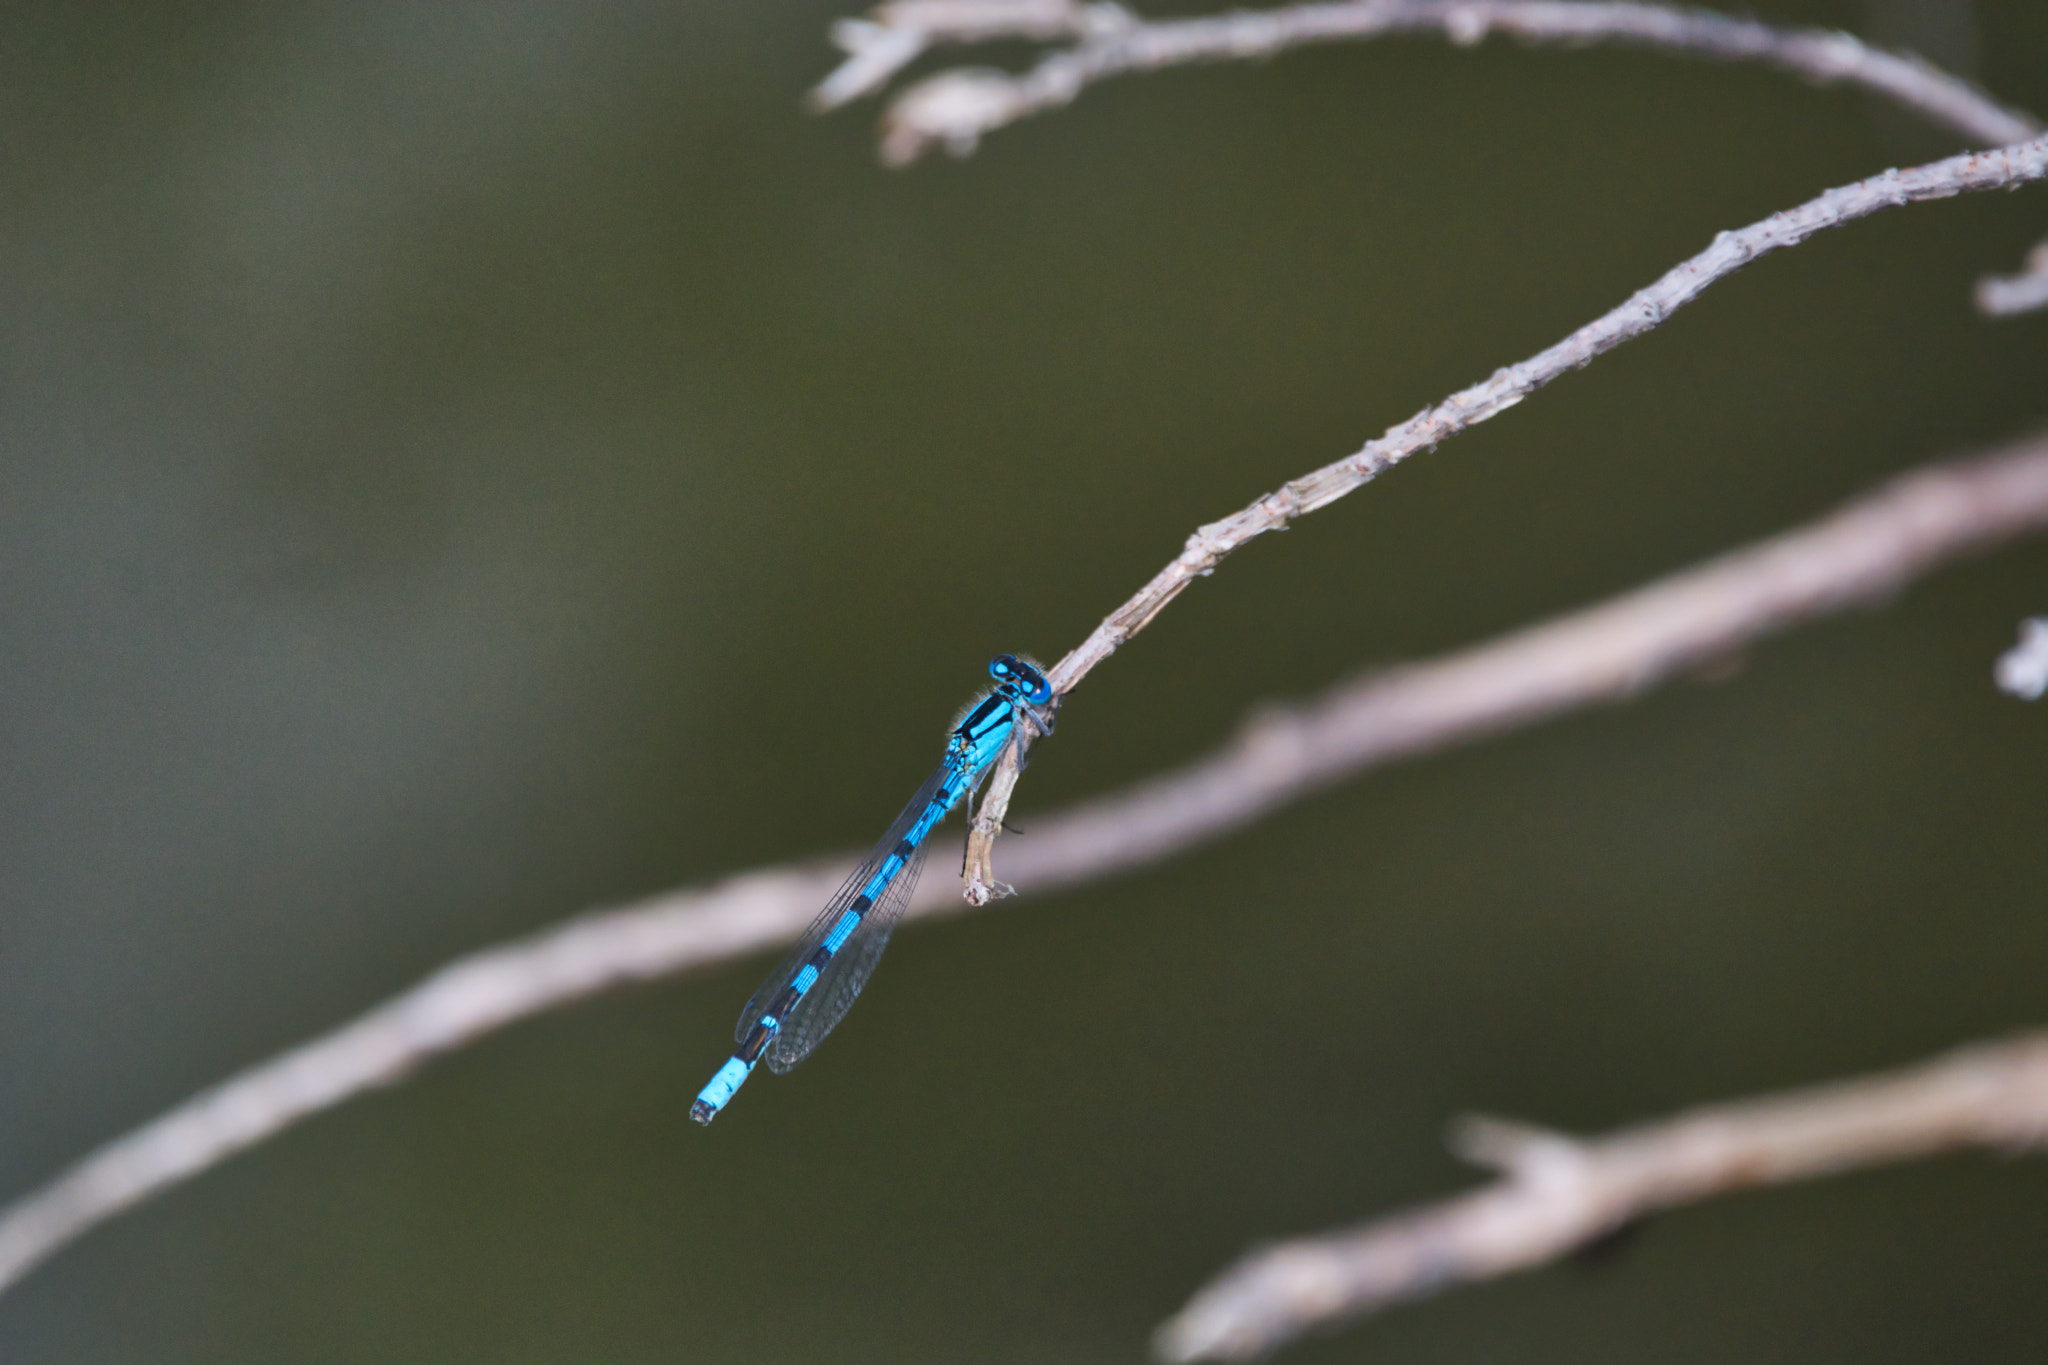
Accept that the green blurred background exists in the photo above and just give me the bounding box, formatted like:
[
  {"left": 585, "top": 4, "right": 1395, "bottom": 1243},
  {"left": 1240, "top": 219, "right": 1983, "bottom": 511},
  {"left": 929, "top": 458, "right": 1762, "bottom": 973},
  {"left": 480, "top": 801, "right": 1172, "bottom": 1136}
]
[{"left": 1, "top": 2, "right": 2045, "bottom": 1360}]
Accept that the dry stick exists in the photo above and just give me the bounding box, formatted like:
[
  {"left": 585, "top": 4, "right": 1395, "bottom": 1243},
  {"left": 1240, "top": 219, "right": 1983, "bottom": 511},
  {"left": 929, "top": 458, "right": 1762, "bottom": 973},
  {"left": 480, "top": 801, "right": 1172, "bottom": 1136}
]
[
  {"left": 954, "top": 132, "right": 2048, "bottom": 901},
  {"left": 6, "top": 432, "right": 2048, "bottom": 1301},
  {"left": 822, "top": 0, "right": 2043, "bottom": 165},
  {"left": 1155, "top": 1032, "right": 2048, "bottom": 1361}
]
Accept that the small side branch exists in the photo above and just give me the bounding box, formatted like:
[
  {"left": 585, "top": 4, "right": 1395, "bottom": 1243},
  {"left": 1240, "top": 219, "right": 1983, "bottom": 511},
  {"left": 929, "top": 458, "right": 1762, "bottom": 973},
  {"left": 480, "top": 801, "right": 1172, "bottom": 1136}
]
[
  {"left": 4, "top": 433, "right": 2048, "bottom": 1298},
  {"left": 1155, "top": 1032, "right": 2048, "bottom": 1360},
  {"left": 813, "top": 0, "right": 2042, "bottom": 165},
  {"left": 1995, "top": 616, "right": 2048, "bottom": 700},
  {"left": 955, "top": 134, "right": 2048, "bottom": 883},
  {"left": 812, "top": 0, "right": 1118, "bottom": 113},
  {"left": 1976, "top": 238, "right": 2048, "bottom": 317}
]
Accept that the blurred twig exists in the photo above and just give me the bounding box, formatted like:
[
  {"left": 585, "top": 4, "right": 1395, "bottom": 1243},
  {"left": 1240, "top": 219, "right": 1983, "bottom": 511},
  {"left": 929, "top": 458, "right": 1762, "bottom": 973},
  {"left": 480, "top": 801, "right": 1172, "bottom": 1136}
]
[
  {"left": 7, "top": 431, "right": 2048, "bottom": 1300},
  {"left": 1976, "top": 238, "right": 2048, "bottom": 317},
  {"left": 957, "top": 133, "right": 2048, "bottom": 897},
  {"left": 1154, "top": 1032, "right": 2048, "bottom": 1360},
  {"left": 806, "top": 0, "right": 2041, "bottom": 165},
  {"left": 1994, "top": 616, "right": 2048, "bottom": 699}
]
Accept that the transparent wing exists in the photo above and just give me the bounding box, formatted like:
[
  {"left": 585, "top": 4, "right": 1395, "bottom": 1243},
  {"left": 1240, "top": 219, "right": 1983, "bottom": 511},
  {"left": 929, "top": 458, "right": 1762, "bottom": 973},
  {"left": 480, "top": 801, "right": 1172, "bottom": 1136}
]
[
  {"left": 736, "top": 759, "right": 953, "bottom": 1050},
  {"left": 766, "top": 832, "right": 928, "bottom": 1073}
]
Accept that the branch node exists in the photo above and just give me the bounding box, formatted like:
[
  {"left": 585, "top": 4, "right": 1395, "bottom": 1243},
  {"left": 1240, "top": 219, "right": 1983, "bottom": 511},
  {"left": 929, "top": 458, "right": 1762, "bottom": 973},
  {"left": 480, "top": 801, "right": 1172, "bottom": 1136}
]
[
  {"left": 1447, "top": 1113, "right": 1588, "bottom": 1181},
  {"left": 1082, "top": 1, "right": 1137, "bottom": 38}
]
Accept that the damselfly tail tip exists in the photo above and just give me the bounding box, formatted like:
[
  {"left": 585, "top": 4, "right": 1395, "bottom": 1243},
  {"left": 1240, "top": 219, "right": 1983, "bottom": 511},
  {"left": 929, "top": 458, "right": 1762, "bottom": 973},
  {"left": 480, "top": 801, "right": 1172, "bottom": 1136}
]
[{"left": 689, "top": 1099, "right": 718, "bottom": 1126}]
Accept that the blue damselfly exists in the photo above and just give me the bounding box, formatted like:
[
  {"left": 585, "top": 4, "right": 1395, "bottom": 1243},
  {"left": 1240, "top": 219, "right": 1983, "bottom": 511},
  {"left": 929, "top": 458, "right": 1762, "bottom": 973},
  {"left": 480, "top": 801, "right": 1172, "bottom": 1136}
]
[{"left": 691, "top": 654, "right": 1056, "bottom": 1124}]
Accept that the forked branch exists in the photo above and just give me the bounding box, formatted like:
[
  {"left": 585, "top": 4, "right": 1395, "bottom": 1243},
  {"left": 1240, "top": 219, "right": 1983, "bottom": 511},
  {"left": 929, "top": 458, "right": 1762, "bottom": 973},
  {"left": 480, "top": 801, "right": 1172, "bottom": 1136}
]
[
  {"left": 807, "top": 0, "right": 2040, "bottom": 165},
  {"left": 1155, "top": 1032, "right": 2048, "bottom": 1360}
]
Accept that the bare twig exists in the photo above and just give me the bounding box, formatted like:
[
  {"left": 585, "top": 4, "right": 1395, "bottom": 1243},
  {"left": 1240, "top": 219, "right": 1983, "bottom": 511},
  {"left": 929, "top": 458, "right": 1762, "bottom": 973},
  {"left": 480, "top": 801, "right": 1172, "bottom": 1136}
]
[
  {"left": 1155, "top": 1032, "right": 2048, "bottom": 1360},
  {"left": 955, "top": 133, "right": 2048, "bottom": 895},
  {"left": 1995, "top": 616, "right": 2048, "bottom": 700},
  {"left": 1975, "top": 238, "right": 2048, "bottom": 317},
  {"left": 7, "top": 433, "right": 2048, "bottom": 1300},
  {"left": 811, "top": 0, "right": 2042, "bottom": 165},
  {"left": 1005, "top": 436, "right": 2048, "bottom": 880}
]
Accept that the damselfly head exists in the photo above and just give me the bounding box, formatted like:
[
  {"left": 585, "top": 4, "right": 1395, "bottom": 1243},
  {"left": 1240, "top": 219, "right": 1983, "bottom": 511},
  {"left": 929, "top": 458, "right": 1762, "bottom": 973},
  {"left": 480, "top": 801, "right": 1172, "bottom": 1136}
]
[{"left": 988, "top": 653, "right": 1053, "bottom": 705}]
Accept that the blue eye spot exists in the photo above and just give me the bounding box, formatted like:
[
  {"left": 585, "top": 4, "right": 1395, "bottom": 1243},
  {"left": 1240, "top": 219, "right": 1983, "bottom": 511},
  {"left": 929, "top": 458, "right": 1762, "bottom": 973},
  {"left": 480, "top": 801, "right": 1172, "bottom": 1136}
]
[{"left": 990, "top": 653, "right": 1052, "bottom": 704}]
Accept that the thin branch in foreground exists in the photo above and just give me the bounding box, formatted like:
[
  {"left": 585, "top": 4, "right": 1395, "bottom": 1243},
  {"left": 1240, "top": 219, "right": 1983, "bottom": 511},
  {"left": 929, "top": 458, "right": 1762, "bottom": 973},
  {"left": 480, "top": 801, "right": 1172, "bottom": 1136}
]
[
  {"left": 1154, "top": 1032, "right": 2048, "bottom": 1361},
  {"left": 815, "top": 0, "right": 2043, "bottom": 165},
  {"left": 1976, "top": 238, "right": 2048, "bottom": 317},
  {"left": 6, "top": 433, "right": 2048, "bottom": 1301},
  {"left": 954, "top": 133, "right": 2048, "bottom": 898}
]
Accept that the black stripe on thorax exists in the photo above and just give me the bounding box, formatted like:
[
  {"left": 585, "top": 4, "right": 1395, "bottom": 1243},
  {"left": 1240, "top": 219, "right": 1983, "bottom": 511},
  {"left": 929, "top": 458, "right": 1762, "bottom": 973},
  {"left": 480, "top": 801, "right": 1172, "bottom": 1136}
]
[{"left": 957, "top": 694, "right": 1009, "bottom": 742}]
